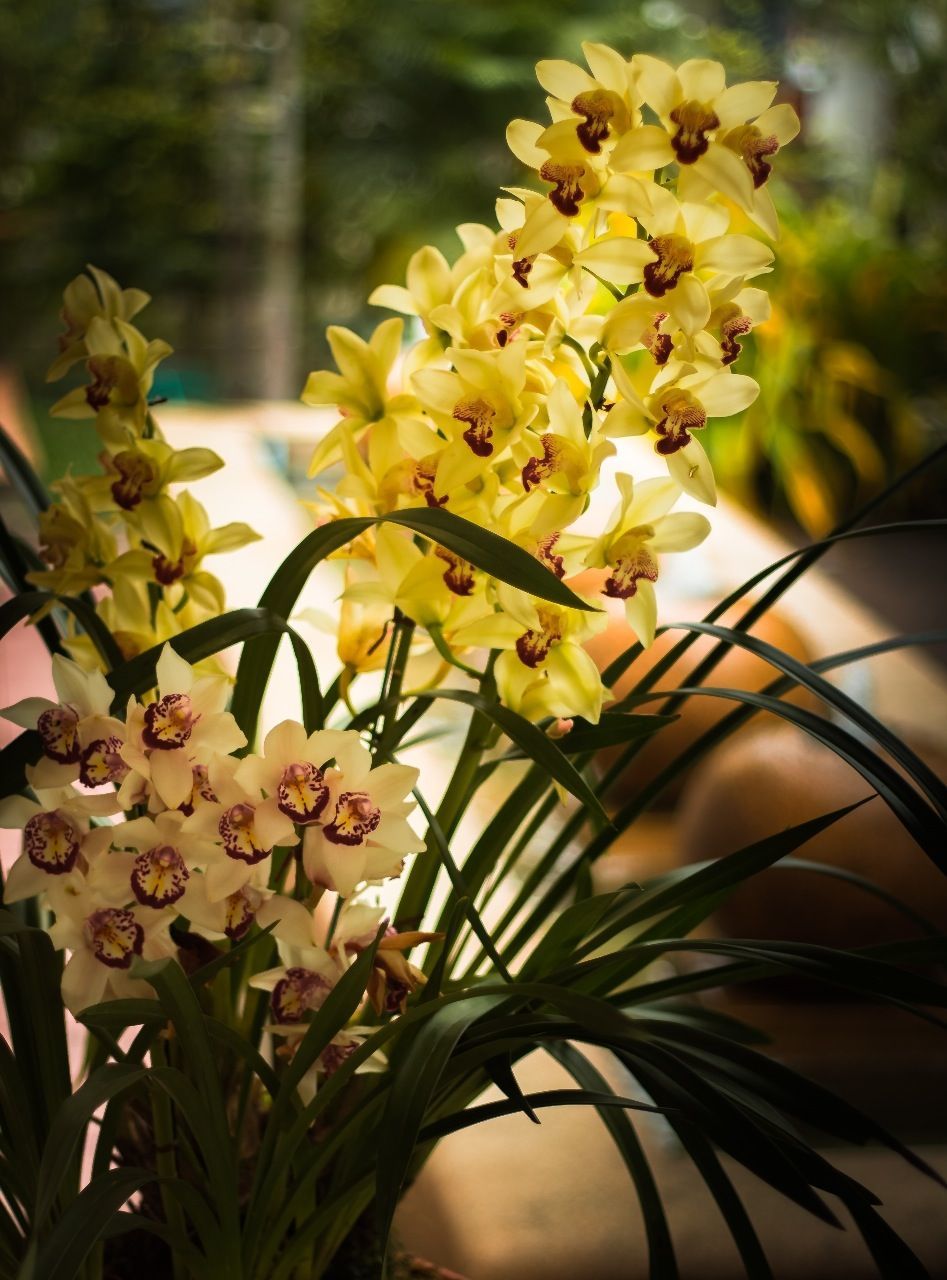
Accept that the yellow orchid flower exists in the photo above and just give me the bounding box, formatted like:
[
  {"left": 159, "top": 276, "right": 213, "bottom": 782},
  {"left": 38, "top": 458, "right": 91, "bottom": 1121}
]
[
  {"left": 74, "top": 437, "right": 224, "bottom": 513},
  {"left": 412, "top": 341, "right": 538, "bottom": 496},
  {"left": 454, "top": 584, "right": 608, "bottom": 723},
  {"left": 577, "top": 180, "right": 774, "bottom": 335},
  {"left": 607, "top": 356, "right": 759, "bottom": 505},
  {"left": 46, "top": 264, "right": 150, "bottom": 383},
  {"left": 530, "top": 42, "right": 641, "bottom": 158},
  {"left": 304, "top": 317, "right": 432, "bottom": 479},
  {"left": 27, "top": 479, "right": 116, "bottom": 599},
  {"left": 610, "top": 56, "right": 779, "bottom": 215},
  {"left": 344, "top": 525, "right": 489, "bottom": 634},
  {"left": 512, "top": 378, "right": 615, "bottom": 536},
  {"left": 583, "top": 473, "right": 710, "bottom": 645},
  {"left": 108, "top": 489, "right": 259, "bottom": 612},
  {"left": 685, "top": 102, "right": 801, "bottom": 239},
  {"left": 50, "top": 316, "right": 172, "bottom": 438}
]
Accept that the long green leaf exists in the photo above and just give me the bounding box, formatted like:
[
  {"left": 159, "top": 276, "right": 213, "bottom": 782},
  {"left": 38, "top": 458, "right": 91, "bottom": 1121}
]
[
  {"left": 673, "top": 621, "right": 947, "bottom": 818},
  {"left": 23, "top": 1167, "right": 157, "bottom": 1280},
  {"left": 34, "top": 1062, "right": 148, "bottom": 1226},
  {"left": 374, "top": 996, "right": 497, "bottom": 1260},
  {"left": 232, "top": 507, "right": 594, "bottom": 745},
  {"left": 553, "top": 1043, "right": 678, "bottom": 1280},
  {"left": 631, "top": 686, "right": 947, "bottom": 870},
  {"left": 129, "top": 959, "right": 240, "bottom": 1261},
  {"left": 0, "top": 424, "right": 49, "bottom": 517},
  {"left": 384, "top": 507, "right": 597, "bottom": 611},
  {"left": 414, "top": 688, "right": 609, "bottom": 823},
  {"left": 418, "top": 1085, "right": 667, "bottom": 1141}
]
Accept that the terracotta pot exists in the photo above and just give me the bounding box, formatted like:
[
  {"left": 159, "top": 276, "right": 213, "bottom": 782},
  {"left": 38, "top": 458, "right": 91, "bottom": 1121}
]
[
  {"left": 675, "top": 724, "right": 947, "bottom": 968},
  {"left": 577, "top": 572, "right": 817, "bottom": 807}
]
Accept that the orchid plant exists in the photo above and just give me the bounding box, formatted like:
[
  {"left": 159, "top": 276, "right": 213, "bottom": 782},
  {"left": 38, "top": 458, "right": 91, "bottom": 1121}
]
[{"left": 1, "top": 44, "right": 945, "bottom": 1280}]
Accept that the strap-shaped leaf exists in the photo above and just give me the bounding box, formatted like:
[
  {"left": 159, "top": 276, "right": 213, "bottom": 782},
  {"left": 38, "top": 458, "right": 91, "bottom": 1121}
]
[
  {"left": 414, "top": 688, "right": 609, "bottom": 823},
  {"left": 645, "top": 686, "right": 947, "bottom": 871},
  {"left": 232, "top": 506, "right": 595, "bottom": 746},
  {"left": 34, "top": 1062, "right": 148, "bottom": 1226},
  {"left": 0, "top": 423, "right": 49, "bottom": 517},
  {"left": 553, "top": 1043, "right": 678, "bottom": 1280},
  {"left": 375, "top": 995, "right": 498, "bottom": 1260},
  {"left": 24, "top": 1166, "right": 158, "bottom": 1280},
  {"left": 418, "top": 1085, "right": 666, "bottom": 1141},
  {"left": 384, "top": 507, "right": 596, "bottom": 611},
  {"left": 107, "top": 607, "right": 322, "bottom": 730},
  {"left": 674, "top": 620, "right": 947, "bottom": 818}
]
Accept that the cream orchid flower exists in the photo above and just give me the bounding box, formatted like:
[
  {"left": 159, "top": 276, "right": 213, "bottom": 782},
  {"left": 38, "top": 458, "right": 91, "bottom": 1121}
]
[
  {"left": 0, "top": 789, "right": 119, "bottom": 903},
  {"left": 178, "top": 866, "right": 275, "bottom": 943},
  {"left": 181, "top": 754, "right": 299, "bottom": 902},
  {"left": 119, "top": 643, "right": 246, "bottom": 811},
  {"left": 233, "top": 720, "right": 354, "bottom": 827},
  {"left": 301, "top": 738, "right": 422, "bottom": 898},
  {"left": 248, "top": 895, "right": 341, "bottom": 1026},
  {"left": 107, "top": 808, "right": 220, "bottom": 910},
  {"left": 2, "top": 653, "right": 125, "bottom": 791},
  {"left": 45, "top": 869, "right": 175, "bottom": 1014}
]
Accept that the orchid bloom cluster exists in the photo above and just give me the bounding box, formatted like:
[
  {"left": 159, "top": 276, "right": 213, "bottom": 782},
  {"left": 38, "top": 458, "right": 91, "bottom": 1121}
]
[
  {"left": 29, "top": 265, "right": 259, "bottom": 667},
  {"left": 0, "top": 646, "right": 425, "bottom": 1079},
  {"left": 303, "top": 48, "right": 798, "bottom": 725}
]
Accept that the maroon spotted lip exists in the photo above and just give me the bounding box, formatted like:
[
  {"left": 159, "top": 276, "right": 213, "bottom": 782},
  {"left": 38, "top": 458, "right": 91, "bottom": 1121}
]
[
  {"left": 271, "top": 967, "right": 332, "bottom": 1023},
  {"left": 79, "top": 736, "right": 129, "bottom": 788},
  {"left": 323, "top": 791, "right": 381, "bottom": 846},
  {"left": 142, "top": 692, "right": 197, "bottom": 750},
  {"left": 37, "top": 705, "right": 81, "bottom": 764},
  {"left": 277, "top": 762, "right": 330, "bottom": 824},
  {"left": 86, "top": 908, "right": 145, "bottom": 970},
  {"left": 130, "top": 844, "right": 190, "bottom": 908},
  {"left": 25, "top": 811, "right": 80, "bottom": 874},
  {"left": 219, "top": 802, "right": 271, "bottom": 865}
]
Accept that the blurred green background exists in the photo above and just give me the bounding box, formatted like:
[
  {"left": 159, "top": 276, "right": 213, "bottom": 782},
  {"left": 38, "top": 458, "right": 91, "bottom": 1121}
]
[{"left": 1, "top": 0, "right": 945, "bottom": 533}]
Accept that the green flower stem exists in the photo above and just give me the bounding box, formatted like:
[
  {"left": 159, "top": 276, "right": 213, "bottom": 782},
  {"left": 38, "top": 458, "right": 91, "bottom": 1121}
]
[
  {"left": 395, "top": 657, "right": 497, "bottom": 930},
  {"left": 374, "top": 609, "right": 415, "bottom": 759},
  {"left": 150, "top": 1036, "right": 189, "bottom": 1280},
  {"left": 561, "top": 333, "right": 597, "bottom": 383},
  {"left": 324, "top": 893, "right": 345, "bottom": 949}
]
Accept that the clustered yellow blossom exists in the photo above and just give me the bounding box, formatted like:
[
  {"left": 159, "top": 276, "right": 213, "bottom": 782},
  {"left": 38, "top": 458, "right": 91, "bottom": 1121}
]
[
  {"left": 2, "top": 46, "right": 797, "bottom": 1049},
  {"left": 303, "top": 48, "right": 798, "bottom": 722},
  {"left": 30, "top": 265, "right": 259, "bottom": 666},
  {"left": 0, "top": 645, "right": 424, "bottom": 1067}
]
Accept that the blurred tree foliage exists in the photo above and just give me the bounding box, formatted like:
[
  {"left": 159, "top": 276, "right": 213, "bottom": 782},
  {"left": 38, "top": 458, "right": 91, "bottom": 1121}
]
[
  {"left": 0, "top": 0, "right": 944, "bottom": 519},
  {"left": 0, "top": 0, "right": 801, "bottom": 395}
]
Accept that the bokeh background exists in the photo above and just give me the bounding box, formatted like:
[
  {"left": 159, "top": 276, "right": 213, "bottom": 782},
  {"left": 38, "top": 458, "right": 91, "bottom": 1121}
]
[
  {"left": 2, "top": 0, "right": 946, "bottom": 539},
  {"left": 3, "top": 7, "right": 947, "bottom": 1274}
]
